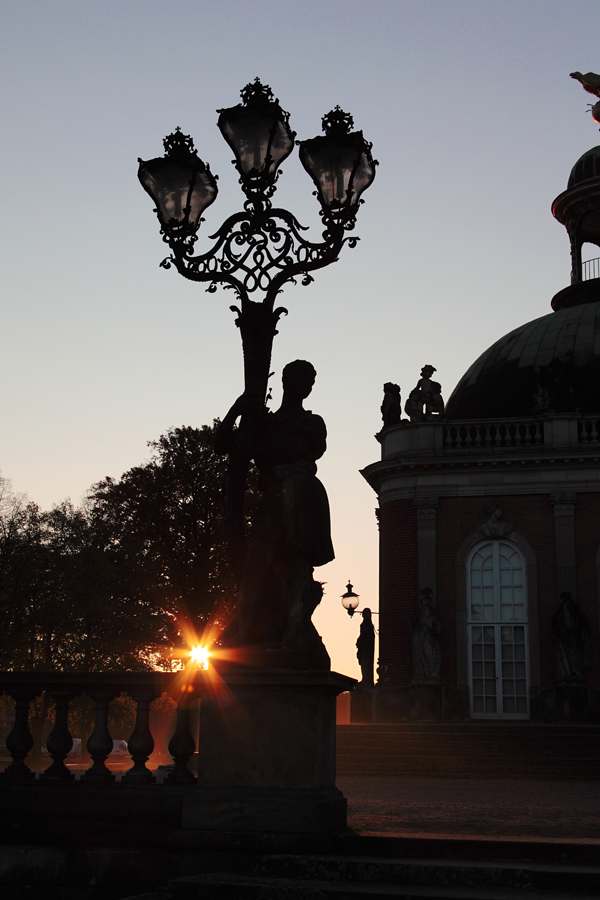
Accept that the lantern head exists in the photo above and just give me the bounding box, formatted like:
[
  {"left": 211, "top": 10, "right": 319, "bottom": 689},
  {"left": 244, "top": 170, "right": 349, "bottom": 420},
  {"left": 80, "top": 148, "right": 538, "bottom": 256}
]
[
  {"left": 217, "top": 78, "right": 296, "bottom": 199},
  {"left": 341, "top": 581, "right": 360, "bottom": 617},
  {"left": 298, "top": 107, "right": 377, "bottom": 227},
  {"left": 138, "top": 128, "right": 218, "bottom": 241}
]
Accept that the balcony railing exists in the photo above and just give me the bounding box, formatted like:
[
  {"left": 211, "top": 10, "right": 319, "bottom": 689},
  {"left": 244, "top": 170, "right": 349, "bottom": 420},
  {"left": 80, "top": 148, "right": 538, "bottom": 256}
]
[
  {"left": 0, "top": 671, "right": 197, "bottom": 784},
  {"left": 443, "top": 420, "right": 544, "bottom": 450},
  {"left": 582, "top": 257, "right": 600, "bottom": 281},
  {"left": 377, "top": 415, "right": 600, "bottom": 460}
]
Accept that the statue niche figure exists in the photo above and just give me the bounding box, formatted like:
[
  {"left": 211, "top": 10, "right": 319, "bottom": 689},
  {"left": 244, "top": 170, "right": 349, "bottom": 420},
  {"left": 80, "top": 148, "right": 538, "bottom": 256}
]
[
  {"left": 409, "top": 588, "right": 441, "bottom": 684},
  {"left": 477, "top": 502, "right": 513, "bottom": 538},
  {"left": 381, "top": 382, "right": 402, "bottom": 428},
  {"left": 404, "top": 365, "right": 444, "bottom": 422},
  {"left": 356, "top": 608, "right": 376, "bottom": 688},
  {"left": 552, "top": 591, "right": 590, "bottom": 685},
  {"left": 216, "top": 360, "right": 333, "bottom": 666}
]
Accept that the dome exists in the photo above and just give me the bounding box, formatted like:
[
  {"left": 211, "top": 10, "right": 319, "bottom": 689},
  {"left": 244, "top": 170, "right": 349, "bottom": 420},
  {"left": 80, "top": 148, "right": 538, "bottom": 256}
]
[
  {"left": 445, "top": 300, "right": 600, "bottom": 419},
  {"left": 568, "top": 146, "right": 600, "bottom": 189}
]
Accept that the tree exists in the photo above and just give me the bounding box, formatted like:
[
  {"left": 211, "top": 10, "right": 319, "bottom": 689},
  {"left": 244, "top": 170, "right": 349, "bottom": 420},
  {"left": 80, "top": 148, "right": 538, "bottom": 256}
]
[
  {"left": 88, "top": 423, "right": 259, "bottom": 657},
  {"left": 0, "top": 425, "right": 257, "bottom": 672},
  {"left": 0, "top": 476, "right": 43, "bottom": 669}
]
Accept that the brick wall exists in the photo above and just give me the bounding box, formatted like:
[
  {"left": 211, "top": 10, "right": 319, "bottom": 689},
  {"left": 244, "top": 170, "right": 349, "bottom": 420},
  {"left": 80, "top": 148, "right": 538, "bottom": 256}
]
[{"left": 379, "top": 499, "right": 418, "bottom": 687}]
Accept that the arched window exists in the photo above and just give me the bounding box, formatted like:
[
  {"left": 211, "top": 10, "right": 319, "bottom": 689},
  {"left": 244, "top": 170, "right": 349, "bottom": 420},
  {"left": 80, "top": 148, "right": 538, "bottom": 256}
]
[{"left": 467, "top": 541, "right": 529, "bottom": 719}]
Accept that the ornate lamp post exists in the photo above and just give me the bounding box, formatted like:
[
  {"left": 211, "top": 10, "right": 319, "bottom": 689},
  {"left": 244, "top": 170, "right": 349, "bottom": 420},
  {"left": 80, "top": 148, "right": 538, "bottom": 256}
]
[
  {"left": 138, "top": 78, "right": 377, "bottom": 564},
  {"left": 138, "top": 78, "right": 377, "bottom": 409}
]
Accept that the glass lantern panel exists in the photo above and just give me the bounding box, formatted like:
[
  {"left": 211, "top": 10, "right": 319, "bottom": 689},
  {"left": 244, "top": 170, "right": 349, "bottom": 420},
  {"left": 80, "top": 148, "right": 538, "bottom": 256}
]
[
  {"left": 187, "top": 170, "right": 218, "bottom": 227},
  {"left": 349, "top": 149, "right": 376, "bottom": 205},
  {"left": 139, "top": 159, "right": 196, "bottom": 225},
  {"left": 220, "top": 108, "right": 293, "bottom": 177},
  {"left": 139, "top": 158, "right": 217, "bottom": 230},
  {"left": 300, "top": 141, "right": 357, "bottom": 207}
]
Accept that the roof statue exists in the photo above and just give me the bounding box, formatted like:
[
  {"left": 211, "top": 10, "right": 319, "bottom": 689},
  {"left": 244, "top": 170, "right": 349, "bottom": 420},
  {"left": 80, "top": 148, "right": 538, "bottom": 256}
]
[{"left": 570, "top": 71, "right": 600, "bottom": 124}]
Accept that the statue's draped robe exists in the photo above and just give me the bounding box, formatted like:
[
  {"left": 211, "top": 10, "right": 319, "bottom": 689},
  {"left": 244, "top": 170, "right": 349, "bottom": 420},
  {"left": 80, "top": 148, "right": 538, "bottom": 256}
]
[{"left": 251, "top": 408, "right": 334, "bottom": 566}]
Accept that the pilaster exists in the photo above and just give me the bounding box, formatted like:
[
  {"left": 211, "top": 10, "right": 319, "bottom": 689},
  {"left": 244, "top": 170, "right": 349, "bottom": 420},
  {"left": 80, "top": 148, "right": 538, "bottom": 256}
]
[
  {"left": 413, "top": 497, "right": 439, "bottom": 598},
  {"left": 551, "top": 491, "right": 578, "bottom": 598}
]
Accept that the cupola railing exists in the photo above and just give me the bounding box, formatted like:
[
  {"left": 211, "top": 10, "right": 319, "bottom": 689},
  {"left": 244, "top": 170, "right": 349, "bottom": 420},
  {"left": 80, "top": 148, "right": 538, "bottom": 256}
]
[{"left": 581, "top": 257, "right": 600, "bottom": 282}]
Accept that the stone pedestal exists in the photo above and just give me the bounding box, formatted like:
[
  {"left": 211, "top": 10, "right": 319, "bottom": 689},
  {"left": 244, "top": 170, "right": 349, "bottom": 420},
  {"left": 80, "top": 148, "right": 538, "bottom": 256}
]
[
  {"left": 182, "top": 666, "right": 355, "bottom": 834},
  {"left": 555, "top": 683, "right": 589, "bottom": 722},
  {"left": 350, "top": 688, "right": 375, "bottom": 723},
  {"left": 409, "top": 683, "right": 441, "bottom": 721}
]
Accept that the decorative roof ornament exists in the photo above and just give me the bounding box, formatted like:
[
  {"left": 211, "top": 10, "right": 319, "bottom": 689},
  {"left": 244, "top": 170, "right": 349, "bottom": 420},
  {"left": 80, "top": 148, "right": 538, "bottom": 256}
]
[
  {"left": 570, "top": 71, "right": 600, "bottom": 125},
  {"left": 163, "top": 127, "right": 197, "bottom": 159}
]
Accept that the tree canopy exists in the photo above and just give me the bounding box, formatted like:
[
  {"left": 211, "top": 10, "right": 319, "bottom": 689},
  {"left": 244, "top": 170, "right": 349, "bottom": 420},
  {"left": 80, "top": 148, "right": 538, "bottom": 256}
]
[{"left": 0, "top": 423, "right": 258, "bottom": 671}]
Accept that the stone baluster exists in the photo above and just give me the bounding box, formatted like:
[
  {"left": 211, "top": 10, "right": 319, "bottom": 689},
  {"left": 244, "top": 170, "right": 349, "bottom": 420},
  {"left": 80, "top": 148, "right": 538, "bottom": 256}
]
[
  {"left": 81, "top": 690, "right": 117, "bottom": 782},
  {"left": 4, "top": 688, "right": 38, "bottom": 779},
  {"left": 122, "top": 688, "right": 156, "bottom": 784},
  {"left": 41, "top": 689, "right": 77, "bottom": 781},
  {"left": 166, "top": 694, "right": 197, "bottom": 784}
]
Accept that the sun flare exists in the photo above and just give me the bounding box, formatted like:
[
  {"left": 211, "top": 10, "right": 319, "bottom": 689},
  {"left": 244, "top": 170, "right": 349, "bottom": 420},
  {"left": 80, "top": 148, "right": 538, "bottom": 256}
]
[{"left": 190, "top": 645, "right": 210, "bottom": 669}]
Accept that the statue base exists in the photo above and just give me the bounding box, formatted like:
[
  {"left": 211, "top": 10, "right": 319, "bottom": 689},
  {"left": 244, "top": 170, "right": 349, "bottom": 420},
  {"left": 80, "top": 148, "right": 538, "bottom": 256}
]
[
  {"left": 350, "top": 687, "right": 375, "bottom": 722},
  {"left": 410, "top": 683, "right": 442, "bottom": 720},
  {"left": 554, "top": 683, "right": 589, "bottom": 722},
  {"left": 183, "top": 666, "right": 355, "bottom": 834}
]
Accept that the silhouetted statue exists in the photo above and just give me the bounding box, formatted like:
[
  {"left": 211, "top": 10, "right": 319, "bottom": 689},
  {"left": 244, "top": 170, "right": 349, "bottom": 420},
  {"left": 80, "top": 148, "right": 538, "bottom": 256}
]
[
  {"left": 216, "top": 360, "right": 333, "bottom": 665},
  {"left": 381, "top": 382, "right": 401, "bottom": 428},
  {"left": 477, "top": 502, "right": 513, "bottom": 538},
  {"left": 552, "top": 591, "right": 589, "bottom": 685},
  {"left": 404, "top": 365, "right": 444, "bottom": 422},
  {"left": 535, "top": 356, "right": 575, "bottom": 414},
  {"left": 570, "top": 71, "right": 600, "bottom": 98},
  {"left": 409, "top": 588, "right": 441, "bottom": 684},
  {"left": 356, "top": 608, "right": 376, "bottom": 688}
]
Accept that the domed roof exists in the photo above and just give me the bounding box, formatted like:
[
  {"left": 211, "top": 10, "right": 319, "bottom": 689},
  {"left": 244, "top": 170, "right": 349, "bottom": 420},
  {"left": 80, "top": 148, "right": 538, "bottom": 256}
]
[
  {"left": 445, "top": 300, "right": 600, "bottom": 419},
  {"left": 568, "top": 146, "right": 600, "bottom": 189}
]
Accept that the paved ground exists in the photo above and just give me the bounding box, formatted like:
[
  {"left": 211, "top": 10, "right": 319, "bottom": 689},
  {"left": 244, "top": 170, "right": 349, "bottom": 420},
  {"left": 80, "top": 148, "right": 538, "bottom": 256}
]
[{"left": 338, "top": 776, "right": 600, "bottom": 842}]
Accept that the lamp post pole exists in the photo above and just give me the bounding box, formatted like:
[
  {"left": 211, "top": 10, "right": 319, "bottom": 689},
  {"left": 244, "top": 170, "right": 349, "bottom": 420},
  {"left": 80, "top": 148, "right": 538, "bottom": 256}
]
[{"left": 138, "top": 78, "right": 377, "bottom": 561}]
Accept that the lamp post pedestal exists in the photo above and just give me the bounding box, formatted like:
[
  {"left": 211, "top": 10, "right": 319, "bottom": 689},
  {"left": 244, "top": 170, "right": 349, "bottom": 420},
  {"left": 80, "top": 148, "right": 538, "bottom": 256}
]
[{"left": 183, "top": 666, "right": 355, "bottom": 834}]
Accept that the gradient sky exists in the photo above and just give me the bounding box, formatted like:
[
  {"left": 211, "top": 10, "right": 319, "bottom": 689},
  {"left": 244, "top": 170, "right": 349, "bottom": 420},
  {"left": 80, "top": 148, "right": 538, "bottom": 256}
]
[{"left": 1, "top": 0, "right": 599, "bottom": 678}]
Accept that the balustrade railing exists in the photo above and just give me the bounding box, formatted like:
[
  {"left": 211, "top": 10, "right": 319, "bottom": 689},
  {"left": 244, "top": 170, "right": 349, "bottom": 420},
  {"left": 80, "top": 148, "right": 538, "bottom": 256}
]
[
  {"left": 578, "top": 417, "right": 600, "bottom": 445},
  {"left": 443, "top": 419, "right": 544, "bottom": 450},
  {"left": 0, "top": 672, "right": 197, "bottom": 785},
  {"left": 582, "top": 257, "right": 600, "bottom": 282}
]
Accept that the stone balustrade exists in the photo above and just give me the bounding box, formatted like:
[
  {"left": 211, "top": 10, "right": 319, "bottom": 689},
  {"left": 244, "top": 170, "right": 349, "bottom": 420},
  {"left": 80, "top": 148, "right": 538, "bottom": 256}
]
[
  {"left": 378, "top": 415, "right": 600, "bottom": 460},
  {"left": 0, "top": 671, "right": 198, "bottom": 785}
]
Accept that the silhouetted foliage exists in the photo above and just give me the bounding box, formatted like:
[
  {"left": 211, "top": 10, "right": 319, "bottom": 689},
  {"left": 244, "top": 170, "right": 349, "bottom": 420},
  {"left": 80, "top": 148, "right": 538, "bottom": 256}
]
[{"left": 0, "top": 424, "right": 259, "bottom": 672}]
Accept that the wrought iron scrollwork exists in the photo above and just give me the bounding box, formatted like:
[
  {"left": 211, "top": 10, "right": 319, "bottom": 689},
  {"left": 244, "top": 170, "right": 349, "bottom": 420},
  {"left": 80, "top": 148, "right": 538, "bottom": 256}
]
[{"left": 160, "top": 202, "right": 358, "bottom": 308}]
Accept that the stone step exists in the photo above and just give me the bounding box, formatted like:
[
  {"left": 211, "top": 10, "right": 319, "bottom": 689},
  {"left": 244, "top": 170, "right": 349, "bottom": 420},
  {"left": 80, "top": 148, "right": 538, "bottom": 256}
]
[
  {"left": 167, "top": 873, "right": 600, "bottom": 899},
  {"left": 335, "top": 725, "right": 600, "bottom": 777},
  {"left": 120, "top": 835, "right": 600, "bottom": 900},
  {"left": 337, "top": 722, "right": 600, "bottom": 740},
  {"left": 337, "top": 741, "right": 600, "bottom": 754}
]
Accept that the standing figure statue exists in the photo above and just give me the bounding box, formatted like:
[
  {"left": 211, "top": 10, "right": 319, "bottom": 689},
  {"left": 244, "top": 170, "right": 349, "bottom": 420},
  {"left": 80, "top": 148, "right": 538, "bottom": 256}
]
[
  {"left": 216, "top": 360, "right": 333, "bottom": 667},
  {"left": 404, "top": 365, "right": 444, "bottom": 422},
  {"left": 552, "top": 591, "right": 590, "bottom": 684},
  {"left": 409, "top": 587, "right": 441, "bottom": 684},
  {"left": 381, "top": 382, "right": 402, "bottom": 428},
  {"left": 356, "top": 608, "right": 376, "bottom": 688}
]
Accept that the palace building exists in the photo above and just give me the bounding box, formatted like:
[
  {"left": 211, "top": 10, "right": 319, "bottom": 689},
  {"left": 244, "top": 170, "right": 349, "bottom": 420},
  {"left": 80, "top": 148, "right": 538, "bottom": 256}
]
[{"left": 361, "top": 139, "right": 600, "bottom": 725}]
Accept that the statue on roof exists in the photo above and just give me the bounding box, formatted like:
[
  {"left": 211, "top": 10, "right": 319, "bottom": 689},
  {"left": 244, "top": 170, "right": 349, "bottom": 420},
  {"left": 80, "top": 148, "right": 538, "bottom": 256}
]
[
  {"left": 570, "top": 71, "right": 600, "bottom": 124},
  {"left": 381, "top": 382, "right": 402, "bottom": 428},
  {"left": 404, "top": 365, "right": 444, "bottom": 422}
]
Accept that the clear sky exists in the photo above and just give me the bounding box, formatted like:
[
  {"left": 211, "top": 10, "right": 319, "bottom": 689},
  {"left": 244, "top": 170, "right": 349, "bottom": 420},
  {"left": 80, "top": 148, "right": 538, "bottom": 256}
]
[{"left": 1, "top": 0, "right": 599, "bottom": 679}]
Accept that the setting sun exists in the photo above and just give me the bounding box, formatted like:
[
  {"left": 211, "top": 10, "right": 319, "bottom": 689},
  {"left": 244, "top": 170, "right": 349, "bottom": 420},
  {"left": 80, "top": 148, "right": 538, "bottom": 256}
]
[{"left": 190, "top": 646, "right": 210, "bottom": 669}]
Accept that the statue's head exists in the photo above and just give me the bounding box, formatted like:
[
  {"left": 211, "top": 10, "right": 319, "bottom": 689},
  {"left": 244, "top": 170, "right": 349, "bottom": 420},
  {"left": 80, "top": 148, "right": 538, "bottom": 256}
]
[
  {"left": 282, "top": 360, "right": 316, "bottom": 399},
  {"left": 420, "top": 365, "right": 436, "bottom": 378},
  {"left": 362, "top": 608, "right": 372, "bottom": 622}
]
